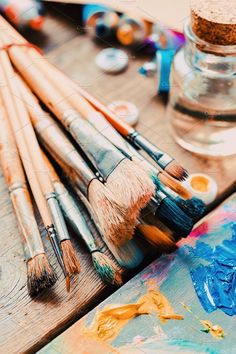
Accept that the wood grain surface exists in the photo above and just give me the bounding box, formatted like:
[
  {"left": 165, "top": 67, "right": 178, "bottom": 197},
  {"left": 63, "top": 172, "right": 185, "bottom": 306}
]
[{"left": 0, "top": 8, "right": 236, "bottom": 354}]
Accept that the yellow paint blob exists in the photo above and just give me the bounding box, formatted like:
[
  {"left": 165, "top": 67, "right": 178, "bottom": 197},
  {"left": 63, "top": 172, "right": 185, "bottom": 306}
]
[
  {"left": 85, "top": 283, "right": 183, "bottom": 342},
  {"left": 182, "top": 303, "right": 225, "bottom": 339},
  {"left": 201, "top": 320, "right": 225, "bottom": 339},
  {"left": 190, "top": 175, "right": 209, "bottom": 193}
]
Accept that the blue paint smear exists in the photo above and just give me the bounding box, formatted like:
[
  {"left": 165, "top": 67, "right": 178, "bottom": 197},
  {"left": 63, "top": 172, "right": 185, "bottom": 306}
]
[{"left": 189, "top": 224, "right": 236, "bottom": 316}]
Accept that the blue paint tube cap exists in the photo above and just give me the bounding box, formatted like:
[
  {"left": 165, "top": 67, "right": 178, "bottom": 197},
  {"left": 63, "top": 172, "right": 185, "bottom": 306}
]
[{"left": 156, "top": 49, "right": 176, "bottom": 93}]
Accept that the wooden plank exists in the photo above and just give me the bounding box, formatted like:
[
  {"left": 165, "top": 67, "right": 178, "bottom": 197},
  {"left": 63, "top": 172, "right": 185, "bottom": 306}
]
[
  {"left": 40, "top": 193, "right": 236, "bottom": 354},
  {"left": 43, "top": 0, "right": 190, "bottom": 31}
]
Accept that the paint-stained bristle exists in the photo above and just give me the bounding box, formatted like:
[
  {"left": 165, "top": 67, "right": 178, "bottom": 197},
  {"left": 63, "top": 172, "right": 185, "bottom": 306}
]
[
  {"left": 106, "top": 159, "right": 155, "bottom": 221},
  {"left": 177, "top": 197, "right": 206, "bottom": 221},
  {"left": 138, "top": 223, "right": 176, "bottom": 251},
  {"left": 27, "top": 253, "right": 57, "bottom": 296},
  {"left": 157, "top": 197, "right": 194, "bottom": 239},
  {"left": 159, "top": 172, "right": 192, "bottom": 199},
  {"left": 92, "top": 251, "right": 123, "bottom": 286},
  {"left": 61, "top": 240, "right": 80, "bottom": 276},
  {"left": 165, "top": 161, "right": 189, "bottom": 181},
  {"left": 88, "top": 179, "right": 134, "bottom": 247}
]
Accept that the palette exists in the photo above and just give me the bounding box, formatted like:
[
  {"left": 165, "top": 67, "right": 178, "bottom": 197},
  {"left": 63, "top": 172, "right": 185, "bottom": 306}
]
[{"left": 39, "top": 193, "right": 236, "bottom": 353}]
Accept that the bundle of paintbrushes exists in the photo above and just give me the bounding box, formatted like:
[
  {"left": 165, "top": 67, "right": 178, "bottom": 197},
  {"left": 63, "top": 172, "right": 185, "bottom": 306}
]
[{"left": 0, "top": 17, "right": 206, "bottom": 296}]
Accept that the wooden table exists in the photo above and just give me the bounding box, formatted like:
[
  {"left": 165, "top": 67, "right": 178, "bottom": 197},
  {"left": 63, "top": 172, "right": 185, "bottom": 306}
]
[{"left": 0, "top": 6, "right": 236, "bottom": 354}]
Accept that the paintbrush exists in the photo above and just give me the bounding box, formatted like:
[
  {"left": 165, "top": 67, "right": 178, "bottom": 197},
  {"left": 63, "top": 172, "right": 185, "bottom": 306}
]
[
  {"left": 43, "top": 152, "right": 123, "bottom": 286},
  {"left": 147, "top": 191, "right": 194, "bottom": 239},
  {"left": 0, "top": 44, "right": 75, "bottom": 290},
  {"left": 50, "top": 158, "right": 145, "bottom": 269},
  {"left": 0, "top": 30, "right": 156, "bottom": 237},
  {"left": 0, "top": 103, "right": 57, "bottom": 296},
  {"left": 21, "top": 50, "right": 190, "bottom": 200},
  {"left": 0, "top": 53, "right": 68, "bottom": 290},
  {"left": 12, "top": 75, "right": 80, "bottom": 280},
  {"left": 16, "top": 75, "right": 139, "bottom": 247}
]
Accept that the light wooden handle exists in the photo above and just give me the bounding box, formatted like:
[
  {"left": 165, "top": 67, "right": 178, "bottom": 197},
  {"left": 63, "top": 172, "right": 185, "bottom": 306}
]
[
  {"left": 0, "top": 103, "right": 26, "bottom": 188},
  {"left": 0, "top": 39, "right": 52, "bottom": 226}
]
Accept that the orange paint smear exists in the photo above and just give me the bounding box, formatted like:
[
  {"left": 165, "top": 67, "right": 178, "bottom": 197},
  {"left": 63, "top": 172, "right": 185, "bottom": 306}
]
[{"left": 84, "top": 282, "right": 183, "bottom": 342}]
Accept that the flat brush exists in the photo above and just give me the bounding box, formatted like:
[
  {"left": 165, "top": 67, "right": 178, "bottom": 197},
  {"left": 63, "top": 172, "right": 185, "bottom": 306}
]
[
  {"left": 16, "top": 76, "right": 132, "bottom": 248},
  {"left": 43, "top": 153, "right": 122, "bottom": 286},
  {"left": 0, "top": 104, "right": 56, "bottom": 296},
  {"left": 0, "top": 44, "right": 71, "bottom": 289},
  {"left": 149, "top": 191, "right": 194, "bottom": 239},
  {"left": 55, "top": 160, "right": 145, "bottom": 269}
]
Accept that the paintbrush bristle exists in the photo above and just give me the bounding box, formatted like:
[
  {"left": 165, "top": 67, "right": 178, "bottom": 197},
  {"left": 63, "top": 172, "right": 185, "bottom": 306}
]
[
  {"left": 176, "top": 197, "right": 206, "bottom": 221},
  {"left": 61, "top": 240, "right": 80, "bottom": 276},
  {"left": 156, "top": 197, "right": 194, "bottom": 239},
  {"left": 138, "top": 223, "right": 176, "bottom": 251},
  {"left": 89, "top": 179, "right": 134, "bottom": 247},
  {"left": 165, "top": 161, "right": 189, "bottom": 181},
  {"left": 106, "top": 159, "right": 155, "bottom": 221},
  {"left": 27, "top": 254, "right": 57, "bottom": 296},
  {"left": 92, "top": 251, "right": 123, "bottom": 286},
  {"left": 159, "top": 172, "right": 192, "bottom": 199},
  {"left": 66, "top": 274, "right": 71, "bottom": 292}
]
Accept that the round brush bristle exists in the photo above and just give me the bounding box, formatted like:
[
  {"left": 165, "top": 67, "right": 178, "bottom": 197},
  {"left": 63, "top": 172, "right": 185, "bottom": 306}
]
[
  {"left": 92, "top": 251, "right": 123, "bottom": 286},
  {"left": 138, "top": 223, "right": 176, "bottom": 251},
  {"left": 165, "top": 160, "right": 189, "bottom": 181},
  {"left": 159, "top": 172, "right": 192, "bottom": 199},
  {"left": 176, "top": 197, "right": 206, "bottom": 221},
  {"left": 156, "top": 197, "right": 193, "bottom": 239},
  {"left": 27, "top": 254, "right": 57, "bottom": 296},
  {"left": 61, "top": 240, "right": 80, "bottom": 276}
]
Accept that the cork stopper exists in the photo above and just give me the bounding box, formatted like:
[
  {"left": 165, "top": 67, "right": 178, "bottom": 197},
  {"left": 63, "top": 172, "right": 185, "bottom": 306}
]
[{"left": 191, "top": 0, "right": 236, "bottom": 45}]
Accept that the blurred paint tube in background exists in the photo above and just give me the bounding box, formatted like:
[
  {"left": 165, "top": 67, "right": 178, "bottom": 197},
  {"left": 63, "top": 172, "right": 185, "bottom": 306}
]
[
  {"left": 139, "top": 49, "right": 176, "bottom": 94},
  {"left": 144, "top": 24, "right": 185, "bottom": 54},
  {"left": 116, "top": 15, "right": 152, "bottom": 47},
  {"left": 83, "top": 4, "right": 119, "bottom": 41},
  {"left": 0, "top": 0, "right": 45, "bottom": 30}
]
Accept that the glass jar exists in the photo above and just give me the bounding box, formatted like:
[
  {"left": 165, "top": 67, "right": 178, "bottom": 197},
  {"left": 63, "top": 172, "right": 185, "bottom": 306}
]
[{"left": 167, "top": 22, "right": 236, "bottom": 156}]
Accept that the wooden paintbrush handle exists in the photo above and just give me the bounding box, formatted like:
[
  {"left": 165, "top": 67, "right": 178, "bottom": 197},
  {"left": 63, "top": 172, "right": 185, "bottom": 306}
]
[
  {"left": 0, "top": 100, "right": 45, "bottom": 260},
  {"left": 0, "top": 48, "right": 52, "bottom": 227}
]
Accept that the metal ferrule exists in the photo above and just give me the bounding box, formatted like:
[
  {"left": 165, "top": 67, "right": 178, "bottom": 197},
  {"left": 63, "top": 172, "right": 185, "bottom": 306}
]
[
  {"left": 10, "top": 186, "right": 45, "bottom": 261},
  {"left": 33, "top": 117, "right": 95, "bottom": 194},
  {"left": 88, "top": 111, "right": 133, "bottom": 159},
  {"left": 46, "top": 192, "right": 70, "bottom": 243},
  {"left": 64, "top": 112, "right": 126, "bottom": 180},
  {"left": 128, "top": 131, "right": 174, "bottom": 169},
  {"left": 53, "top": 181, "right": 98, "bottom": 253},
  {"left": 46, "top": 223, "right": 67, "bottom": 277}
]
